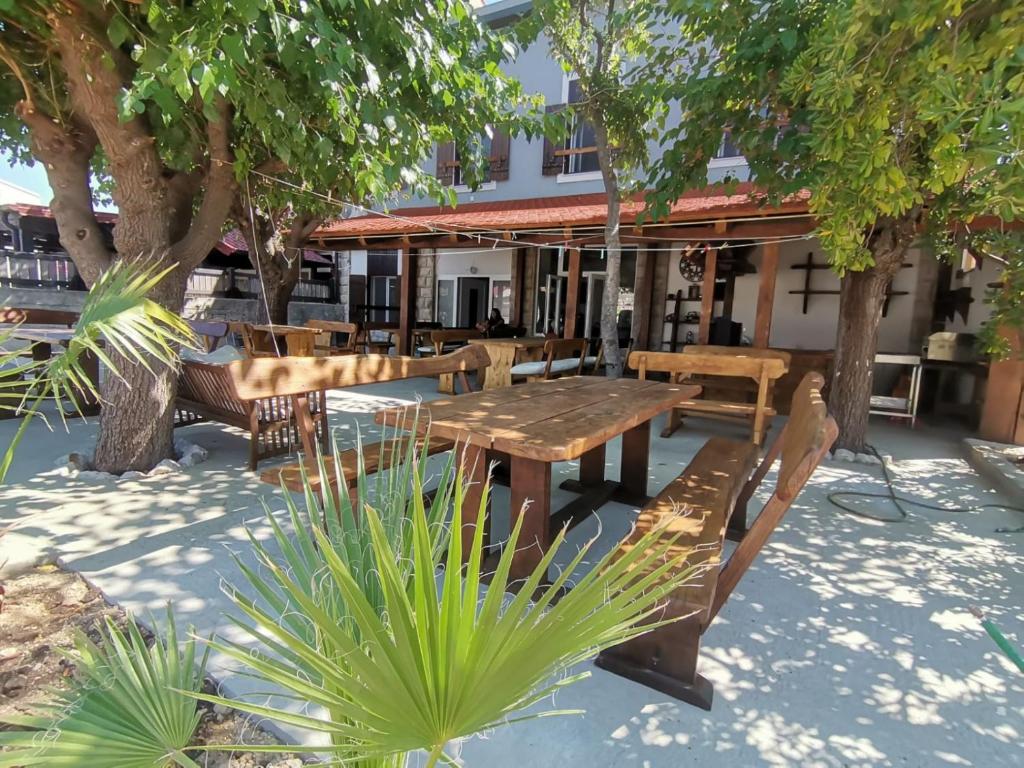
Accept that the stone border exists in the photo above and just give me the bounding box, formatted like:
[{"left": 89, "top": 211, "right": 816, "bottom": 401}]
[
  {"left": 963, "top": 438, "right": 1024, "bottom": 504},
  {"left": 54, "top": 439, "right": 209, "bottom": 483}
]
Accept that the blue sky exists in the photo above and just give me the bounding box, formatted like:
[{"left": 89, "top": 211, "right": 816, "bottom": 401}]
[{"left": 1, "top": 150, "right": 53, "bottom": 203}]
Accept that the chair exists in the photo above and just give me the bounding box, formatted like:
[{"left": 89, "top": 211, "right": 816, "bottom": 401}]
[
  {"left": 510, "top": 338, "right": 587, "bottom": 382},
  {"left": 187, "top": 319, "right": 230, "bottom": 352},
  {"left": 306, "top": 320, "right": 362, "bottom": 356}
]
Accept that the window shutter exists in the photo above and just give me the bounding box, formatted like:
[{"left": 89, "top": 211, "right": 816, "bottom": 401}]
[
  {"left": 489, "top": 128, "right": 510, "bottom": 181},
  {"left": 541, "top": 104, "right": 566, "bottom": 176},
  {"left": 435, "top": 141, "right": 455, "bottom": 186}
]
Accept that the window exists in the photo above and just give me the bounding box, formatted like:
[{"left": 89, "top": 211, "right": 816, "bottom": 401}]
[
  {"left": 453, "top": 133, "right": 493, "bottom": 187},
  {"left": 710, "top": 129, "right": 745, "bottom": 166},
  {"left": 562, "top": 78, "right": 600, "bottom": 175}
]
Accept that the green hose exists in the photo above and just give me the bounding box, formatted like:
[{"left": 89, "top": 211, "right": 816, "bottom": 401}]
[{"left": 970, "top": 606, "right": 1024, "bottom": 674}]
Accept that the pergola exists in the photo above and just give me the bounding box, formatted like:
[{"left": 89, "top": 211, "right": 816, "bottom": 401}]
[{"left": 312, "top": 184, "right": 814, "bottom": 355}]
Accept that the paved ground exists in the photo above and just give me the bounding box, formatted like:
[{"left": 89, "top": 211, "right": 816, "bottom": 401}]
[{"left": 1, "top": 379, "right": 1021, "bottom": 767}]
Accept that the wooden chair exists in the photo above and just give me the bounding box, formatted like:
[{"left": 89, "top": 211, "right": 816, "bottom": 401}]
[
  {"left": 258, "top": 345, "right": 491, "bottom": 501},
  {"left": 631, "top": 350, "right": 789, "bottom": 445},
  {"left": 187, "top": 319, "right": 230, "bottom": 352},
  {"left": 306, "top": 320, "right": 362, "bottom": 356},
  {"left": 175, "top": 360, "right": 328, "bottom": 470},
  {"left": 510, "top": 338, "right": 586, "bottom": 382},
  {"left": 361, "top": 322, "right": 396, "bottom": 354},
  {"left": 596, "top": 372, "right": 837, "bottom": 710},
  {"left": 227, "top": 322, "right": 273, "bottom": 358},
  {"left": 420, "top": 329, "right": 484, "bottom": 393}
]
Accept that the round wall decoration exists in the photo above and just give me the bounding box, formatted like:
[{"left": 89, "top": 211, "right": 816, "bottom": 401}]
[{"left": 678, "top": 244, "right": 707, "bottom": 282}]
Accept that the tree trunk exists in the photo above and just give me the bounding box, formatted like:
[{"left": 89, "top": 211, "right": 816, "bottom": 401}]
[
  {"left": 829, "top": 214, "right": 920, "bottom": 452},
  {"left": 92, "top": 274, "right": 187, "bottom": 473},
  {"left": 593, "top": 119, "right": 624, "bottom": 377},
  {"left": 239, "top": 207, "right": 323, "bottom": 325}
]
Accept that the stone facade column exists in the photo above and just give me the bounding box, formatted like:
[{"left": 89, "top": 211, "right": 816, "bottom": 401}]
[
  {"left": 415, "top": 249, "right": 437, "bottom": 323},
  {"left": 336, "top": 251, "right": 352, "bottom": 321},
  {"left": 521, "top": 248, "right": 538, "bottom": 334},
  {"left": 647, "top": 247, "right": 672, "bottom": 351}
]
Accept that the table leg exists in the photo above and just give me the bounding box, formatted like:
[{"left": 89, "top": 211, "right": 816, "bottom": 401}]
[
  {"left": 438, "top": 372, "right": 455, "bottom": 395},
  {"left": 619, "top": 419, "right": 651, "bottom": 504},
  {"left": 509, "top": 455, "right": 551, "bottom": 582},
  {"left": 458, "top": 443, "right": 491, "bottom": 561},
  {"left": 484, "top": 346, "right": 515, "bottom": 391},
  {"left": 579, "top": 444, "right": 606, "bottom": 486}
]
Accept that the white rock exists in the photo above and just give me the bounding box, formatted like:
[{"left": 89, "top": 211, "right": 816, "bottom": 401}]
[
  {"left": 120, "top": 471, "right": 147, "bottom": 481},
  {"left": 54, "top": 454, "right": 70, "bottom": 468},
  {"left": 174, "top": 440, "right": 209, "bottom": 468},
  {"left": 149, "top": 459, "right": 182, "bottom": 476},
  {"left": 833, "top": 448, "right": 856, "bottom": 462},
  {"left": 267, "top": 760, "right": 302, "bottom": 768},
  {"left": 855, "top": 452, "right": 882, "bottom": 465}
]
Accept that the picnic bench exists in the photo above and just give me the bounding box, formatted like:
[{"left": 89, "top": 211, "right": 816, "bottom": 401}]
[
  {"left": 631, "top": 349, "right": 789, "bottom": 445},
  {"left": 175, "top": 358, "right": 329, "bottom": 470},
  {"left": 467, "top": 337, "right": 547, "bottom": 389},
  {"left": 596, "top": 372, "right": 837, "bottom": 710},
  {"left": 258, "top": 345, "right": 490, "bottom": 498}
]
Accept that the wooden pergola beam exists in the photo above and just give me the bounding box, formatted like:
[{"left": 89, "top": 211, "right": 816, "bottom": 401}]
[
  {"left": 397, "top": 248, "right": 417, "bottom": 355},
  {"left": 698, "top": 247, "right": 718, "bottom": 344},
  {"left": 563, "top": 248, "right": 582, "bottom": 339}
]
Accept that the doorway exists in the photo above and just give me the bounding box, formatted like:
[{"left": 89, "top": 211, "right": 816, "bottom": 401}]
[{"left": 457, "top": 277, "right": 490, "bottom": 327}]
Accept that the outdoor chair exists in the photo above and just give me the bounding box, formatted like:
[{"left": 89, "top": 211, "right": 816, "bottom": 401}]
[{"left": 510, "top": 338, "right": 586, "bottom": 382}]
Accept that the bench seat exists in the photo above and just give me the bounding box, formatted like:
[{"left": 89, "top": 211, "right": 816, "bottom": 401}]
[
  {"left": 510, "top": 358, "right": 579, "bottom": 377},
  {"left": 261, "top": 435, "right": 456, "bottom": 498},
  {"left": 676, "top": 399, "right": 777, "bottom": 419}
]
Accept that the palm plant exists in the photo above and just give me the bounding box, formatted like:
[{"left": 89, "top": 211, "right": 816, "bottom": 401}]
[
  {"left": 0, "top": 259, "right": 197, "bottom": 482},
  {"left": 0, "top": 607, "right": 208, "bottom": 768},
  {"left": 193, "top": 421, "right": 700, "bottom": 767}
]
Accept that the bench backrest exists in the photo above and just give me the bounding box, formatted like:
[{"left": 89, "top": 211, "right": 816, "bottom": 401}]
[
  {"left": 224, "top": 344, "right": 491, "bottom": 400},
  {"left": 429, "top": 328, "right": 483, "bottom": 349},
  {"left": 306, "top": 320, "right": 361, "bottom": 353},
  {"left": 629, "top": 350, "right": 787, "bottom": 383},
  {"left": 709, "top": 371, "right": 837, "bottom": 622},
  {"left": 187, "top": 319, "right": 229, "bottom": 352},
  {"left": 542, "top": 338, "right": 587, "bottom": 378},
  {"left": 682, "top": 344, "right": 792, "bottom": 370}
]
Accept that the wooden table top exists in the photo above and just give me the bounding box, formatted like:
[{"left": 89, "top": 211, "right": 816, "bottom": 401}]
[
  {"left": 377, "top": 376, "right": 700, "bottom": 462},
  {"left": 468, "top": 337, "right": 547, "bottom": 348}
]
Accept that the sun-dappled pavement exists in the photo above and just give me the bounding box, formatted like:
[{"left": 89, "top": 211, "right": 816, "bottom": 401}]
[{"left": 1, "top": 379, "right": 1021, "bottom": 767}]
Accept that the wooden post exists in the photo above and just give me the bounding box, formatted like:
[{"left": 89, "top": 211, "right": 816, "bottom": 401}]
[
  {"left": 397, "top": 248, "right": 417, "bottom": 356},
  {"left": 754, "top": 241, "right": 779, "bottom": 348},
  {"left": 510, "top": 248, "right": 526, "bottom": 327},
  {"left": 697, "top": 247, "right": 718, "bottom": 344},
  {"left": 632, "top": 245, "right": 654, "bottom": 351},
  {"left": 564, "top": 247, "right": 582, "bottom": 339}
]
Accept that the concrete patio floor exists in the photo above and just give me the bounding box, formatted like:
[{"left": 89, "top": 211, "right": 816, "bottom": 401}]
[{"left": 1, "top": 379, "right": 1021, "bottom": 767}]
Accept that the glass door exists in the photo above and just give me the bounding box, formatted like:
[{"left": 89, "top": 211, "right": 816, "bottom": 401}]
[
  {"left": 437, "top": 278, "right": 456, "bottom": 327},
  {"left": 543, "top": 274, "right": 567, "bottom": 336}
]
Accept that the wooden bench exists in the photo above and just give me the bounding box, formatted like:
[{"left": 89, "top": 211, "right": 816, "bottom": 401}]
[
  {"left": 595, "top": 372, "right": 837, "bottom": 709},
  {"left": 174, "top": 359, "right": 328, "bottom": 470},
  {"left": 631, "top": 350, "right": 788, "bottom": 445},
  {"left": 305, "top": 320, "right": 362, "bottom": 356},
  {"left": 510, "top": 338, "right": 587, "bottom": 382},
  {"left": 257, "top": 345, "right": 490, "bottom": 500},
  {"left": 420, "top": 329, "right": 483, "bottom": 394}
]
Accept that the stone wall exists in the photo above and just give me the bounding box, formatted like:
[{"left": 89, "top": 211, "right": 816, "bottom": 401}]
[
  {"left": 416, "top": 250, "right": 436, "bottom": 323},
  {"left": 521, "top": 248, "right": 537, "bottom": 333},
  {"left": 647, "top": 249, "right": 671, "bottom": 350}
]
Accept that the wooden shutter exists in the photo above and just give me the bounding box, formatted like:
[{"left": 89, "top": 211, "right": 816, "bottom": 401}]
[
  {"left": 541, "top": 104, "right": 566, "bottom": 176},
  {"left": 435, "top": 141, "right": 455, "bottom": 186},
  {"left": 489, "top": 128, "right": 510, "bottom": 181}
]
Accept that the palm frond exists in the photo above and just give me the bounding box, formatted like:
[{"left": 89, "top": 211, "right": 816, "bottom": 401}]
[
  {"left": 0, "top": 606, "right": 208, "bottom": 768},
  {"left": 196, "top": 417, "right": 699, "bottom": 766},
  {"left": 0, "top": 259, "right": 199, "bottom": 483}
]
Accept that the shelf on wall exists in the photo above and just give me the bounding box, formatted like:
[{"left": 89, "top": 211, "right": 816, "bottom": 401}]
[{"left": 789, "top": 252, "right": 912, "bottom": 317}]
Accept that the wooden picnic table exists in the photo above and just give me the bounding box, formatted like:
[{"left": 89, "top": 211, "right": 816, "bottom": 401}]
[
  {"left": 249, "top": 324, "right": 320, "bottom": 356},
  {"left": 467, "top": 337, "right": 547, "bottom": 390},
  {"left": 1, "top": 325, "right": 101, "bottom": 415},
  {"left": 377, "top": 376, "right": 700, "bottom": 580}
]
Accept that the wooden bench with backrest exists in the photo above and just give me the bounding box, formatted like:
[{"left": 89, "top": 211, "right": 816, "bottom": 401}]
[
  {"left": 175, "top": 356, "right": 329, "bottom": 470},
  {"left": 305, "top": 320, "right": 362, "bottom": 356},
  {"left": 631, "top": 350, "right": 788, "bottom": 445},
  {"left": 510, "top": 338, "right": 586, "bottom": 382},
  {"left": 0, "top": 308, "right": 78, "bottom": 363},
  {"left": 420, "top": 329, "right": 483, "bottom": 394},
  {"left": 595, "top": 372, "right": 837, "bottom": 710},
  {"left": 683, "top": 344, "right": 791, "bottom": 412},
  {"left": 258, "top": 345, "right": 490, "bottom": 501}
]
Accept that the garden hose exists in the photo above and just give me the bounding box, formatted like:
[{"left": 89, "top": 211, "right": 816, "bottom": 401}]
[
  {"left": 969, "top": 606, "right": 1024, "bottom": 673},
  {"left": 826, "top": 444, "right": 1024, "bottom": 533}
]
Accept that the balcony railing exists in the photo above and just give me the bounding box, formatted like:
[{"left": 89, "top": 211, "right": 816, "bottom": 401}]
[{"left": 0, "top": 251, "right": 84, "bottom": 291}]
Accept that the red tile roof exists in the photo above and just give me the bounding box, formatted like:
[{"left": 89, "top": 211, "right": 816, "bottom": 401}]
[
  {"left": 315, "top": 183, "right": 811, "bottom": 241},
  {"left": 2, "top": 202, "right": 118, "bottom": 224}
]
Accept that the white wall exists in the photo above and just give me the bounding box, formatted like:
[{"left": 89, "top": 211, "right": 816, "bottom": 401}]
[
  {"left": 435, "top": 248, "right": 514, "bottom": 277},
  {"left": 661, "top": 238, "right": 926, "bottom": 352},
  {"left": 946, "top": 256, "right": 1003, "bottom": 336}
]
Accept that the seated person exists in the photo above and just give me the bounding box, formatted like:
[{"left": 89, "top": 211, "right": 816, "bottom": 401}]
[{"left": 476, "top": 308, "right": 512, "bottom": 337}]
